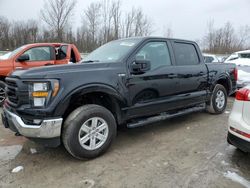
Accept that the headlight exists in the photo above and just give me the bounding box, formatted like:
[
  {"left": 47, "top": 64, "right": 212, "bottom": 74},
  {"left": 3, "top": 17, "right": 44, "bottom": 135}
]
[{"left": 29, "top": 80, "right": 60, "bottom": 107}]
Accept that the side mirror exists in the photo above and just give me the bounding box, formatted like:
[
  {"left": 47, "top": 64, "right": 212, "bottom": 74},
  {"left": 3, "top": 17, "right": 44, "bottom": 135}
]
[
  {"left": 17, "top": 54, "right": 30, "bottom": 62},
  {"left": 130, "top": 59, "right": 151, "bottom": 74}
]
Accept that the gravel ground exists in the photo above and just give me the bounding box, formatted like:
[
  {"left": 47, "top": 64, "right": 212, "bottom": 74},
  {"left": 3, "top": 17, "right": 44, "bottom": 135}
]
[{"left": 0, "top": 97, "right": 250, "bottom": 188}]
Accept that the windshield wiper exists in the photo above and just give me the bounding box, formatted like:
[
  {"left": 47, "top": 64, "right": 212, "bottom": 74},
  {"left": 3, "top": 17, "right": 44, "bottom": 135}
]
[{"left": 82, "top": 60, "right": 100, "bottom": 63}]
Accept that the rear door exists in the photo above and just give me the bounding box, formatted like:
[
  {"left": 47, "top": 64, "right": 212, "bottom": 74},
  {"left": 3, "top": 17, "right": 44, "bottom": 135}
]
[
  {"left": 126, "top": 40, "right": 180, "bottom": 118},
  {"left": 15, "top": 46, "right": 55, "bottom": 69},
  {"left": 170, "top": 40, "right": 208, "bottom": 106}
]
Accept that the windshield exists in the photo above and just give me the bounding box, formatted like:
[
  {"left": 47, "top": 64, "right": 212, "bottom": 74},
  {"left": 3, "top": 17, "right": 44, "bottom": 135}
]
[
  {"left": 6, "top": 46, "right": 25, "bottom": 59},
  {"left": 82, "top": 38, "right": 142, "bottom": 63}
]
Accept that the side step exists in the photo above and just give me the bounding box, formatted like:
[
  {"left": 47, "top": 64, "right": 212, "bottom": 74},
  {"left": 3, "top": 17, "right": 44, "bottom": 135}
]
[{"left": 127, "top": 104, "right": 205, "bottom": 128}]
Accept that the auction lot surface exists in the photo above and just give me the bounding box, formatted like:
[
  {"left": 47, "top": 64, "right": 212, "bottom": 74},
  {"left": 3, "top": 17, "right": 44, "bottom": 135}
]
[{"left": 1, "top": 97, "right": 250, "bottom": 188}]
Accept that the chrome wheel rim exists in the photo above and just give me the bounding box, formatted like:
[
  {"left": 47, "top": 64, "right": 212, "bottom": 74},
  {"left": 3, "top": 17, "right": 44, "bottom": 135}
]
[
  {"left": 215, "top": 90, "right": 225, "bottom": 109},
  {"left": 78, "top": 117, "right": 109, "bottom": 151},
  {"left": 0, "top": 87, "right": 5, "bottom": 103}
]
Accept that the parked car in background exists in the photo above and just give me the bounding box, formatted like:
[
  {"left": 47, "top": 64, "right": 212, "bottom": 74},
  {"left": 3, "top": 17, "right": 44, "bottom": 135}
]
[
  {"left": 225, "top": 50, "right": 250, "bottom": 66},
  {"left": 203, "top": 53, "right": 221, "bottom": 63},
  {"left": 225, "top": 50, "right": 250, "bottom": 88},
  {"left": 237, "top": 67, "right": 250, "bottom": 88},
  {"left": 228, "top": 86, "right": 250, "bottom": 152},
  {"left": 2, "top": 37, "right": 237, "bottom": 159},
  {"left": 0, "top": 43, "right": 81, "bottom": 105}
]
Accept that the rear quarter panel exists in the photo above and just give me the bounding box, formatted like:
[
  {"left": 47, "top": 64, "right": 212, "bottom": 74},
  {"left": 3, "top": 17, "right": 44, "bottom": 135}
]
[{"left": 206, "top": 63, "right": 237, "bottom": 93}]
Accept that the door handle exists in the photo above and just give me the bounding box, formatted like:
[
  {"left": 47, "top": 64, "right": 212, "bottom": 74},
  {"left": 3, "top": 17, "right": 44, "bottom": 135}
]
[
  {"left": 198, "top": 72, "right": 204, "bottom": 76},
  {"left": 168, "top": 74, "right": 177, "bottom": 78}
]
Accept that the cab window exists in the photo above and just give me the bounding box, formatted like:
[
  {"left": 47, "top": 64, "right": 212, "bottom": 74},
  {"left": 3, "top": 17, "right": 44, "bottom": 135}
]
[
  {"left": 23, "top": 46, "right": 52, "bottom": 61},
  {"left": 173, "top": 42, "right": 199, "bottom": 65},
  {"left": 135, "top": 42, "right": 172, "bottom": 70}
]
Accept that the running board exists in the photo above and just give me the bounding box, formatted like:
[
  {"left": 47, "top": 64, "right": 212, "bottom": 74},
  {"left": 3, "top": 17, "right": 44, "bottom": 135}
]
[{"left": 127, "top": 104, "right": 205, "bottom": 128}]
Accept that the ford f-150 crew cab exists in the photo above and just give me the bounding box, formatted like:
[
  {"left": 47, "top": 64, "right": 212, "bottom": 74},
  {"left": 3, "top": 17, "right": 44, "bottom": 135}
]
[
  {"left": 0, "top": 43, "right": 81, "bottom": 105},
  {"left": 2, "top": 37, "right": 237, "bottom": 159}
]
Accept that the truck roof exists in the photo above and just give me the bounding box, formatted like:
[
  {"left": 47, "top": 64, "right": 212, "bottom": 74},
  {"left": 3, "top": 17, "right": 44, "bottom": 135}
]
[
  {"left": 116, "top": 36, "right": 197, "bottom": 44},
  {"left": 22, "top": 43, "right": 74, "bottom": 48}
]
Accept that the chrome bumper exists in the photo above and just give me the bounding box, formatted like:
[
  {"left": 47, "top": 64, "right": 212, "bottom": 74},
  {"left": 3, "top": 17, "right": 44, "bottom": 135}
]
[{"left": 3, "top": 109, "right": 63, "bottom": 138}]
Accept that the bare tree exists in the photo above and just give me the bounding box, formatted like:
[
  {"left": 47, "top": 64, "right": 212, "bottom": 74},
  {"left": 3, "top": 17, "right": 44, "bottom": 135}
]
[
  {"left": 0, "top": 16, "right": 11, "bottom": 50},
  {"left": 121, "top": 7, "right": 152, "bottom": 38},
  {"left": 84, "top": 2, "right": 102, "bottom": 51},
  {"left": 163, "top": 25, "right": 173, "bottom": 38},
  {"left": 110, "top": 0, "right": 121, "bottom": 39},
  {"left": 40, "top": 0, "right": 76, "bottom": 41},
  {"left": 202, "top": 21, "right": 250, "bottom": 54}
]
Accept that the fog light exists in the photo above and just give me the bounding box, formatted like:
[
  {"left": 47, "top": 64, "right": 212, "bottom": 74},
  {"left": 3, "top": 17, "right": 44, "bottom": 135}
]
[{"left": 34, "top": 98, "right": 46, "bottom": 107}]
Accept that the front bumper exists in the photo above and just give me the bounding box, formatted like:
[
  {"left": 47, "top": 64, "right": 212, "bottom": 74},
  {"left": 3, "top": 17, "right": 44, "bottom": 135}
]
[{"left": 2, "top": 108, "right": 63, "bottom": 138}]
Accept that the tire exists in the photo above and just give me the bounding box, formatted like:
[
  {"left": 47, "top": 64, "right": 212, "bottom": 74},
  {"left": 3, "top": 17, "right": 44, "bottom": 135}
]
[
  {"left": 62, "top": 104, "right": 117, "bottom": 159},
  {"left": 206, "top": 84, "right": 227, "bottom": 114},
  {"left": 0, "top": 81, "right": 6, "bottom": 107}
]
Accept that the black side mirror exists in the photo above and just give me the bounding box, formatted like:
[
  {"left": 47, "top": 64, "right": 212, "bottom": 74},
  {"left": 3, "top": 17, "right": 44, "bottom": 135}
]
[
  {"left": 17, "top": 54, "right": 30, "bottom": 62},
  {"left": 131, "top": 59, "right": 151, "bottom": 74}
]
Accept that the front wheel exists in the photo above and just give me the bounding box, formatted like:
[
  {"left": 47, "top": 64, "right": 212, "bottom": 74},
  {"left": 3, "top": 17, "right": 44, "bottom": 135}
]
[
  {"left": 62, "top": 104, "right": 117, "bottom": 159},
  {"left": 206, "top": 84, "right": 227, "bottom": 114},
  {"left": 0, "top": 81, "right": 6, "bottom": 106}
]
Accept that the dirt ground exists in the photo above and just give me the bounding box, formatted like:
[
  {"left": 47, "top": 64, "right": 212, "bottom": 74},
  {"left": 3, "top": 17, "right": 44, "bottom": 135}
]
[{"left": 1, "top": 97, "right": 250, "bottom": 188}]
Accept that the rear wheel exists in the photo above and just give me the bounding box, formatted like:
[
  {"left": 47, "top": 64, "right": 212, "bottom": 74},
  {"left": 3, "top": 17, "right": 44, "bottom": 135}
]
[
  {"left": 62, "top": 104, "right": 117, "bottom": 159},
  {"left": 0, "top": 81, "right": 6, "bottom": 106},
  {"left": 206, "top": 84, "right": 227, "bottom": 114}
]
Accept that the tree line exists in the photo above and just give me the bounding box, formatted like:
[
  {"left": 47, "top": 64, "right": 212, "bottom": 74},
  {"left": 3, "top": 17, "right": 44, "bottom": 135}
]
[
  {"left": 201, "top": 20, "right": 250, "bottom": 54},
  {"left": 0, "top": 0, "right": 249, "bottom": 54},
  {"left": 0, "top": 0, "right": 153, "bottom": 53}
]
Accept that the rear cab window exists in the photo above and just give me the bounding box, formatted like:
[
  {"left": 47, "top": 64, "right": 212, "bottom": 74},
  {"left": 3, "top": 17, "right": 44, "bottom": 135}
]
[{"left": 172, "top": 42, "right": 200, "bottom": 66}]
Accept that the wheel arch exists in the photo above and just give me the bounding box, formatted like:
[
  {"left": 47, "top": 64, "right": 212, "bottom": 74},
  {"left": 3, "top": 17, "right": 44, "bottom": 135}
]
[
  {"left": 211, "top": 73, "right": 232, "bottom": 95},
  {"left": 55, "top": 84, "right": 127, "bottom": 125}
]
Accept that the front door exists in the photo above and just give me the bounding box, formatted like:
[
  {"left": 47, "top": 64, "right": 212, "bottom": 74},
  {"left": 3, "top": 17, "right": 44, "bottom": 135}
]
[{"left": 126, "top": 40, "right": 180, "bottom": 118}]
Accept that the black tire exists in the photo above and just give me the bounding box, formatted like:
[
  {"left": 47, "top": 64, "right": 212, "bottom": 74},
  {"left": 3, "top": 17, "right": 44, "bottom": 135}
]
[
  {"left": 206, "top": 84, "right": 227, "bottom": 114},
  {"left": 0, "top": 81, "right": 6, "bottom": 107},
  {"left": 62, "top": 104, "right": 117, "bottom": 159}
]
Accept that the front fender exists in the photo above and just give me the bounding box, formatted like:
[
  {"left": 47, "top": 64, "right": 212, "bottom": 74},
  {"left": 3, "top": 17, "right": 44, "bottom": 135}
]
[{"left": 53, "top": 84, "right": 127, "bottom": 116}]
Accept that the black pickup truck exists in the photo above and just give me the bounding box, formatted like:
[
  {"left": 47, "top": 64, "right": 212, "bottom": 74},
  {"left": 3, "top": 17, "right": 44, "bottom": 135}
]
[{"left": 2, "top": 37, "right": 237, "bottom": 159}]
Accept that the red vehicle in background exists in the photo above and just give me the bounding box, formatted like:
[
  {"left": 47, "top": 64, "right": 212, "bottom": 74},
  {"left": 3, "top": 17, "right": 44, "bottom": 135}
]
[{"left": 0, "top": 43, "right": 81, "bottom": 105}]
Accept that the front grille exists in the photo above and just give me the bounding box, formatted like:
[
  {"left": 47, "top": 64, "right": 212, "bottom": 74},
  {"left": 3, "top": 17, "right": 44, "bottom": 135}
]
[
  {"left": 6, "top": 78, "right": 18, "bottom": 106},
  {"left": 5, "top": 77, "right": 29, "bottom": 107}
]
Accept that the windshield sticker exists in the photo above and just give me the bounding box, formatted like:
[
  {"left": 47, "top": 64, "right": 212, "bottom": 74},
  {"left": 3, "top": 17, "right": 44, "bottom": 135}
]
[{"left": 120, "top": 42, "right": 135, "bottom": 47}]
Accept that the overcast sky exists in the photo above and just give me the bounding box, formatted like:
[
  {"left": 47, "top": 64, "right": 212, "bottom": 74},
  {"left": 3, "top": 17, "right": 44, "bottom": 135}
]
[{"left": 0, "top": 0, "right": 249, "bottom": 41}]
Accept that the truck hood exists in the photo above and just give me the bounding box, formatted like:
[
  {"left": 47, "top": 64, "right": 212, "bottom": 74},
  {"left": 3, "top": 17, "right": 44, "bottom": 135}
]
[{"left": 10, "top": 62, "right": 121, "bottom": 79}]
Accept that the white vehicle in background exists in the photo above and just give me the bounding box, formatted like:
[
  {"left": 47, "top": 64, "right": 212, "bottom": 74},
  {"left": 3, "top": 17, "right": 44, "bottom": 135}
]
[
  {"left": 225, "top": 50, "right": 250, "bottom": 66},
  {"left": 203, "top": 53, "right": 220, "bottom": 63},
  {"left": 228, "top": 87, "right": 250, "bottom": 152},
  {"left": 237, "top": 68, "right": 250, "bottom": 88},
  {"left": 225, "top": 50, "right": 250, "bottom": 88}
]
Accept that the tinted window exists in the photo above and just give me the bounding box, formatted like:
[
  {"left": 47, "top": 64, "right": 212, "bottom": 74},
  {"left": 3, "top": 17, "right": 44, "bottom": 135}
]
[
  {"left": 173, "top": 42, "right": 199, "bottom": 65},
  {"left": 57, "top": 45, "right": 68, "bottom": 60},
  {"left": 23, "top": 47, "right": 52, "bottom": 61},
  {"left": 240, "top": 53, "right": 250, "bottom": 59},
  {"left": 204, "top": 56, "right": 214, "bottom": 63},
  {"left": 135, "top": 42, "right": 171, "bottom": 70}
]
